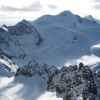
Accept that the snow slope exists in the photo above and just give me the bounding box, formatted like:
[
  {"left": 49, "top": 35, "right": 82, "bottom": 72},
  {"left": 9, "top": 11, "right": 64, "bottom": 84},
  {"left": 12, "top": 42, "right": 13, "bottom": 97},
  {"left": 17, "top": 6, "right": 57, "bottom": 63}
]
[
  {"left": 30, "top": 10, "right": 100, "bottom": 67},
  {"left": 0, "top": 75, "right": 62, "bottom": 100}
]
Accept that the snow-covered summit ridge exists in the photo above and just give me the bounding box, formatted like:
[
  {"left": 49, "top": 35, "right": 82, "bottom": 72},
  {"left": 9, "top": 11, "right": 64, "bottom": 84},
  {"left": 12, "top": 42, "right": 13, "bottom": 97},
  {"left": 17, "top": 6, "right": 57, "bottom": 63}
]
[
  {"left": 32, "top": 10, "right": 100, "bottom": 26},
  {"left": 32, "top": 10, "right": 84, "bottom": 26}
]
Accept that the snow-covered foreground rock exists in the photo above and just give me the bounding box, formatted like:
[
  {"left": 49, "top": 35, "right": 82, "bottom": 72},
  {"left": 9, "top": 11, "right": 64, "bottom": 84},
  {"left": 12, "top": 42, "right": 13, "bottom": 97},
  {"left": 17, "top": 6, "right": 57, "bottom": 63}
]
[
  {"left": 0, "top": 10, "right": 100, "bottom": 100},
  {"left": 0, "top": 60, "right": 100, "bottom": 100},
  {"left": 14, "top": 60, "right": 99, "bottom": 100}
]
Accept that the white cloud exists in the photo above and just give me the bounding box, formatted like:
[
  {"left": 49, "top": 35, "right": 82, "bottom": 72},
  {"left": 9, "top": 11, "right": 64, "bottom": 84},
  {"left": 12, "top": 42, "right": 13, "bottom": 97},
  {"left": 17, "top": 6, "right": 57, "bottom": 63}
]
[
  {"left": 65, "top": 54, "right": 100, "bottom": 67},
  {"left": 93, "top": 0, "right": 100, "bottom": 2},
  {"left": 0, "top": 0, "right": 100, "bottom": 26},
  {"left": 47, "top": 4, "right": 58, "bottom": 9},
  {"left": 93, "top": 3, "right": 100, "bottom": 10},
  {"left": 0, "top": 1, "right": 43, "bottom": 12}
]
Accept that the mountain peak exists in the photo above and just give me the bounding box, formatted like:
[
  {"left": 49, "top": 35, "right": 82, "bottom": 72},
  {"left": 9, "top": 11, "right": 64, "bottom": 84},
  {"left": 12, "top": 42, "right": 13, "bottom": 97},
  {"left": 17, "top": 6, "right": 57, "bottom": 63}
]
[
  {"left": 88, "top": 15, "right": 93, "bottom": 18},
  {"left": 2, "top": 24, "right": 8, "bottom": 28},
  {"left": 85, "top": 15, "right": 93, "bottom": 20},
  {"left": 20, "top": 19, "right": 30, "bottom": 26},
  {"left": 84, "top": 15, "right": 100, "bottom": 24},
  {"left": 21, "top": 19, "right": 28, "bottom": 23},
  {"left": 59, "top": 10, "right": 73, "bottom": 17}
]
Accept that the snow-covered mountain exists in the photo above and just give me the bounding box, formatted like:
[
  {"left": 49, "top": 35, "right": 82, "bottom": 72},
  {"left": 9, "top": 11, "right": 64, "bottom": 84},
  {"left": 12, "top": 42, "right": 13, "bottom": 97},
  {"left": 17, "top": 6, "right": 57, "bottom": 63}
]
[
  {"left": 30, "top": 10, "right": 100, "bottom": 66},
  {"left": 0, "top": 10, "right": 100, "bottom": 100},
  {"left": 0, "top": 19, "right": 42, "bottom": 67},
  {"left": 1, "top": 10, "right": 100, "bottom": 67}
]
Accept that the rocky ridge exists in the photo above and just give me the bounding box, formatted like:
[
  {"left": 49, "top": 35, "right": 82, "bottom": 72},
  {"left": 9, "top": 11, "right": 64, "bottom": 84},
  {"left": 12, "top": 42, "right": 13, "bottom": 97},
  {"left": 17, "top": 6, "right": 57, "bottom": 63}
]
[
  {"left": 15, "top": 60, "right": 100, "bottom": 100},
  {"left": 0, "top": 19, "right": 42, "bottom": 60}
]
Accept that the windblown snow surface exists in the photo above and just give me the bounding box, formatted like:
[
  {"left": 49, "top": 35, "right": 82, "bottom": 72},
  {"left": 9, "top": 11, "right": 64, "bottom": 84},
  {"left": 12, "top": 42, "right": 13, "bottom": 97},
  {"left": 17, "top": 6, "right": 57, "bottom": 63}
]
[{"left": 0, "top": 10, "right": 100, "bottom": 100}]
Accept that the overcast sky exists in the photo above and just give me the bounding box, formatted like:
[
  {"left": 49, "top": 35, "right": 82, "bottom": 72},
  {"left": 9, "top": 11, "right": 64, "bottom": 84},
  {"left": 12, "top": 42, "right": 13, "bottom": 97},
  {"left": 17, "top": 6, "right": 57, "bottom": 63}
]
[{"left": 0, "top": 0, "right": 100, "bottom": 26}]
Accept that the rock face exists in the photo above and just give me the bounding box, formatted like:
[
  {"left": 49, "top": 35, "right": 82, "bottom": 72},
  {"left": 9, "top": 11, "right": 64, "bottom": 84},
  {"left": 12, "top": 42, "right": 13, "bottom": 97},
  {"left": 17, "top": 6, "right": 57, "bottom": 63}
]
[
  {"left": 0, "top": 19, "right": 42, "bottom": 60},
  {"left": 82, "top": 65, "right": 97, "bottom": 100},
  {"left": 8, "top": 19, "right": 42, "bottom": 45},
  {"left": 15, "top": 60, "right": 58, "bottom": 81},
  {"left": 15, "top": 61, "right": 100, "bottom": 100},
  {"left": 47, "top": 63, "right": 86, "bottom": 100},
  {"left": 95, "top": 68, "right": 100, "bottom": 100}
]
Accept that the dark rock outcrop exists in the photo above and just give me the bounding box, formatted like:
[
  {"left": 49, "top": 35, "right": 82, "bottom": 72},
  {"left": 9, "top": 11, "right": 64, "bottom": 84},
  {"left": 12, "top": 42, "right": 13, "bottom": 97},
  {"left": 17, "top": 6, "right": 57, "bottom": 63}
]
[{"left": 15, "top": 61, "right": 100, "bottom": 100}]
